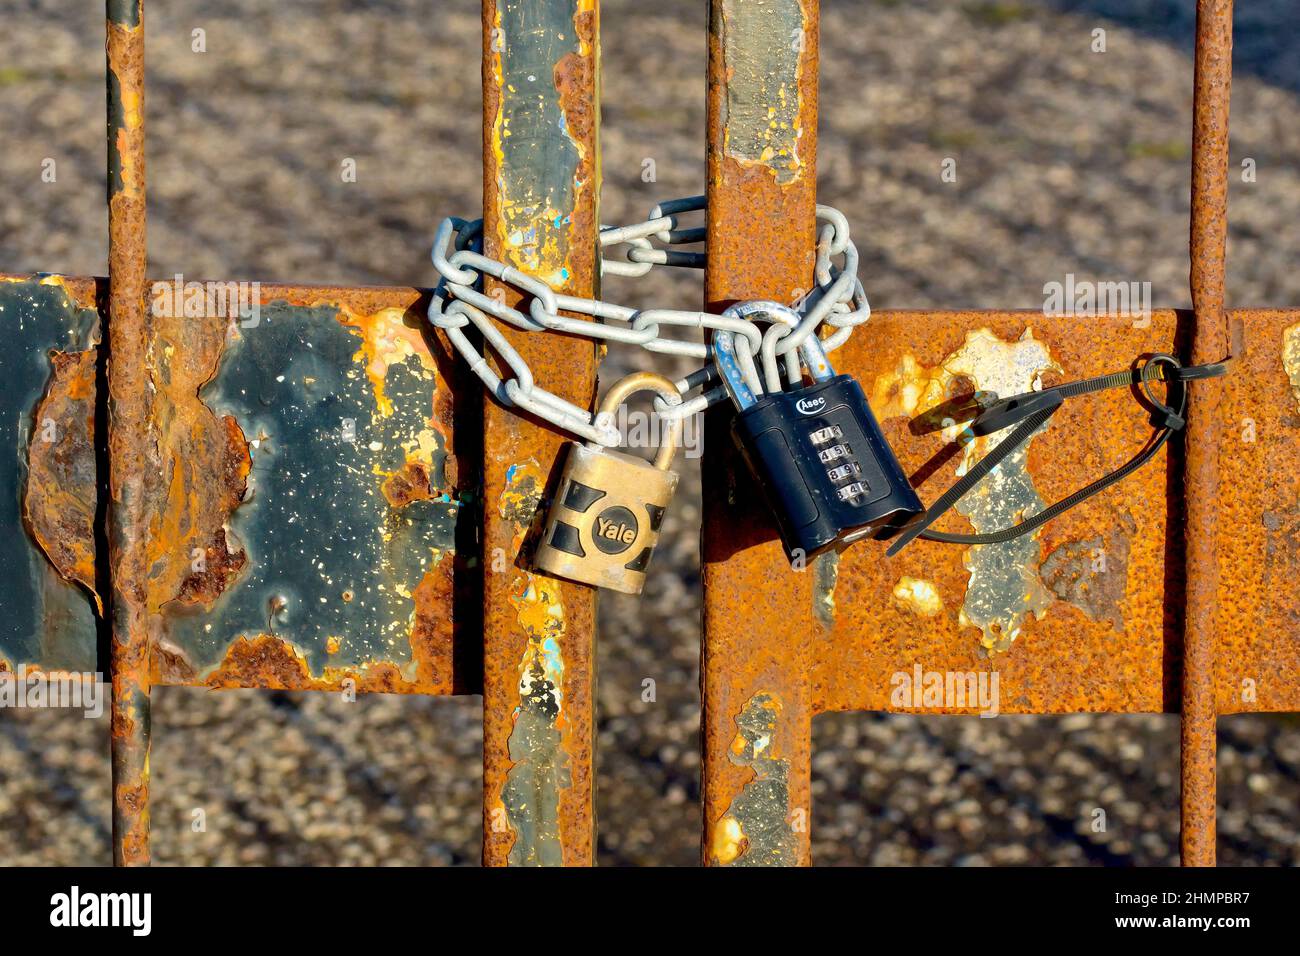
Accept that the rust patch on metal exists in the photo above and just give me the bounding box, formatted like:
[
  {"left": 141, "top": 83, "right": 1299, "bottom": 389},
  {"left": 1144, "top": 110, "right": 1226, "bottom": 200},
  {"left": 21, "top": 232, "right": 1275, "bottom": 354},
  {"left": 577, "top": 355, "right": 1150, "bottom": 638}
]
[
  {"left": 1040, "top": 513, "right": 1135, "bottom": 631},
  {"left": 0, "top": 277, "right": 101, "bottom": 673},
  {"left": 873, "top": 328, "right": 1060, "bottom": 654},
  {"left": 717, "top": 0, "right": 808, "bottom": 184},
  {"left": 93, "top": 282, "right": 472, "bottom": 696},
  {"left": 711, "top": 692, "right": 797, "bottom": 866},
  {"left": 1, "top": 277, "right": 472, "bottom": 701},
  {"left": 106, "top": 16, "right": 143, "bottom": 203},
  {"left": 24, "top": 350, "right": 100, "bottom": 610},
  {"left": 702, "top": 0, "right": 819, "bottom": 867},
  {"left": 1214, "top": 309, "right": 1300, "bottom": 720},
  {"left": 106, "top": 0, "right": 153, "bottom": 867},
  {"left": 1182, "top": 0, "right": 1234, "bottom": 867},
  {"left": 810, "top": 309, "right": 1183, "bottom": 718}
]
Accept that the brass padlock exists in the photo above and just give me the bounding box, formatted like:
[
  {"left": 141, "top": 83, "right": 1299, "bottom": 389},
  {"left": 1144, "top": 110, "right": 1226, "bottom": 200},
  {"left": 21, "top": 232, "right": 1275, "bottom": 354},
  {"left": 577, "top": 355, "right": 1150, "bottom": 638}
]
[{"left": 533, "top": 372, "right": 683, "bottom": 594}]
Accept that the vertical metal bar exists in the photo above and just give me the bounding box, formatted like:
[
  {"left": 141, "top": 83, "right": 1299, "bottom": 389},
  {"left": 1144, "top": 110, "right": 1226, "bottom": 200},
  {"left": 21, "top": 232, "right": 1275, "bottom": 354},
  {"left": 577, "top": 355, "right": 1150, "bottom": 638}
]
[
  {"left": 1181, "top": 0, "right": 1233, "bottom": 868},
  {"left": 105, "top": 0, "right": 152, "bottom": 867},
  {"left": 479, "top": 0, "right": 601, "bottom": 866},
  {"left": 701, "top": 0, "right": 820, "bottom": 866}
]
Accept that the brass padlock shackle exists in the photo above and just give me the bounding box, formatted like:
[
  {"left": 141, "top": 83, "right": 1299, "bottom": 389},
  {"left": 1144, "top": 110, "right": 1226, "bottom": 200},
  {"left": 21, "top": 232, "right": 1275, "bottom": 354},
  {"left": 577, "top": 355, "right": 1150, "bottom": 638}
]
[{"left": 588, "top": 371, "right": 684, "bottom": 472}]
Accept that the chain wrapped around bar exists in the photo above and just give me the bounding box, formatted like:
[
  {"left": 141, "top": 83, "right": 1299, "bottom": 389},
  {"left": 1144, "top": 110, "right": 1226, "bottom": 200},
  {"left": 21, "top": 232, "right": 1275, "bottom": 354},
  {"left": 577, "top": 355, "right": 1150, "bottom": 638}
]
[{"left": 427, "top": 196, "right": 870, "bottom": 445}]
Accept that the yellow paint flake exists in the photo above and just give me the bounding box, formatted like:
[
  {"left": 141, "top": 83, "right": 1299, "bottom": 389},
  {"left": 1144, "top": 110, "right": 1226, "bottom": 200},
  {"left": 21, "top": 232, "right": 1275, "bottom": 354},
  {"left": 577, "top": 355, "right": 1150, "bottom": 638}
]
[
  {"left": 892, "top": 576, "right": 944, "bottom": 617},
  {"left": 1283, "top": 320, "right": 1300, "bottom": 412},
  {"left": 1, "top": 274, "right": 68, "bottom": 287},
  {"left": 711, "top": 815, "right": 746, "bottom": 866},
  {"left": 335, "top": 305, "right": 436, "bottom": 418}
]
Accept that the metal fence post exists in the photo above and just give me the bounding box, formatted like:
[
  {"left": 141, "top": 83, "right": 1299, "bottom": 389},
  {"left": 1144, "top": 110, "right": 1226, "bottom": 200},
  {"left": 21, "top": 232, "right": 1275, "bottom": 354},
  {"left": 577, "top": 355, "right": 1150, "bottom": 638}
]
[
  {"left": 105, "top": 0, "right": 152, "bottom": 867},
  {"left": 1181, "top": 0, "right": 1233, "bottom": 867},
  {"left": 701, "top": 0, "right": 820, "bottom": 867},
  {"left": 479, "top": 0, "right": 602, "bottom": 866}
]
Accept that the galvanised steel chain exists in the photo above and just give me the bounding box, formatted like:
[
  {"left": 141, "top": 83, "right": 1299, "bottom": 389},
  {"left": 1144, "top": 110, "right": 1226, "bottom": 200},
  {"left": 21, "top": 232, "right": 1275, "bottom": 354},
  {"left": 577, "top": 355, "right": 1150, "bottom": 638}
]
[{"left": 427, "top": 195, "right": 870, "bottom": 446}]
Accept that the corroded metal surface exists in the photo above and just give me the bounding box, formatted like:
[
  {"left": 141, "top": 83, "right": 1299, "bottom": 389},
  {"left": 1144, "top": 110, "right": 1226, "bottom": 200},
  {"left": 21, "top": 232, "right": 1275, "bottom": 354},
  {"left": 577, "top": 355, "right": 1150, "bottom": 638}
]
[
  {"left": 1214, "top": 310, "right": 1300, "bottom": 717},
  {"left": 1182, "top": 0, "right": 1233, "bottom": 867},
  {"left": 153, "top": 291, "right": 472, "bottom": 695},
  {"left": 870, "top": 329, "right": 1062, "bottom": 654},
  {"left": 147, "top": 284, "right": 472, "bottom": 694},
  {"left": 698, "top": 0, "right": 1277, "bottom": 868},
  {"left": 712, "top": 305, "right": 1299, "bottom": 864},
  {"left": 702, "top": 0, "right": 819, "bottom": 868},
  {"left": 480, "top": 0, "right": 600, "bottom": 867},
  {"left": 0, "top": 0, "right": 1286, "bottom": 872},
  {"left": 709, "top": 691, "right": 798, "bottom": 866},
  {"left": 716, "top": 0, "right": 808, "bottom": 185},
  {"left": 816, "top": 311, "right": 1184, "bottom": 716},
  {"left": 0, "top": 277, "right": 477, "bottom": 697},
  {"left": 0, "top": 277, "right": 101, "bottom": 675},
  {"left": 106, "top": 0, "right": 152, "bottom": 867}
]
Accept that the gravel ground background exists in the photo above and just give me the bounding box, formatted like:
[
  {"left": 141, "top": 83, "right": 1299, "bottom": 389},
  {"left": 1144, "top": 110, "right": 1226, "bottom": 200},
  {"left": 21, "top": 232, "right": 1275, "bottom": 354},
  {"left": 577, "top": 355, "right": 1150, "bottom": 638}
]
[{"left": 1, "top": 0, "right": 1298, "bottom": 866}]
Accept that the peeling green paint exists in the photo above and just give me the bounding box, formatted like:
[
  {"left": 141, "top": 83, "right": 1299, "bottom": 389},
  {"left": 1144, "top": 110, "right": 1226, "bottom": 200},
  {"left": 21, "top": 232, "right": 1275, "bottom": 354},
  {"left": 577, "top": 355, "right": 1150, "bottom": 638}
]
[
  {"left": 106, "top": 68, "right": 125, "bottom": 199},
  {"left": 503, "top": 573, "right": 569, "bottom": 866},
  {"left": 107, "top": 0, "right": 141, "bottom": 29},
  {"left": 714, "top": 691, "right": 797, "bottom": 866},
  {"left": 0, "top": 279, "right": 100, "bottom": 672},
  {"left": 167, "top": 303, "right": 457, "bottom": 678},
  {"left": 493, "top": 0, "right": 582, "bottom": 282},
  {"left": 1284, "top": 320, "right": 1300, "bottom": 412},
  {"left": 717, "top": 0, "right": 806, "bottom": 184},
  {"left": 495, "top": 459, "right": 570, "bottom": 866},
  {"left": 946, "top": 330, "right": 1058, "bottom": 654},
  {"left": 813, "top": 551, "right": 838, "bottom": 629}
]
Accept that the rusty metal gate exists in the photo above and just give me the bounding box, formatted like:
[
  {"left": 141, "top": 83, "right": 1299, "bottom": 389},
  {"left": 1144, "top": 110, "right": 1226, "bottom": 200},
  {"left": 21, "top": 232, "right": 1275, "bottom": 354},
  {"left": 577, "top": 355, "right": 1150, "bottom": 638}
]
[{"left": 1, "top": 0, "right": 1296, "bottom": 867}]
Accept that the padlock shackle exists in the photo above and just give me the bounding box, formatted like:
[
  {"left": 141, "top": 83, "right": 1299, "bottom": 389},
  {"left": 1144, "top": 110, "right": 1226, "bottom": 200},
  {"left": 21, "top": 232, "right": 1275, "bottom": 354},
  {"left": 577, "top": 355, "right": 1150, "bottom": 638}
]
[
  {"left": 723, "top": 300, "right": 834, "bottom": 394},
  {"left": 592, "top": 371, "right": 683, "bottom": 471},
  {"left": 713, "top": 329, "right": 760, "bottom": 411}
]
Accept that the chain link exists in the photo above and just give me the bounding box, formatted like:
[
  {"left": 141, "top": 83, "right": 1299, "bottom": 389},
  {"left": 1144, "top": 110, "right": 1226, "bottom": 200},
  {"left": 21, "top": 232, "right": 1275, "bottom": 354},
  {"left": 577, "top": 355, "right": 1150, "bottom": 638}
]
[{"left": 427, "top": 196, "right": 870, "bottom": 445}]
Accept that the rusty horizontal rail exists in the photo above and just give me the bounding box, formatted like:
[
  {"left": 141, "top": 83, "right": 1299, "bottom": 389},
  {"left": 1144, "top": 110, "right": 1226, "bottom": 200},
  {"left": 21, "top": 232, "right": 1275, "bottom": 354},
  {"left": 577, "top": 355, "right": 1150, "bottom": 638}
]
[{"left": 2, "top": 266, "right": 1297, "bottom": 864}]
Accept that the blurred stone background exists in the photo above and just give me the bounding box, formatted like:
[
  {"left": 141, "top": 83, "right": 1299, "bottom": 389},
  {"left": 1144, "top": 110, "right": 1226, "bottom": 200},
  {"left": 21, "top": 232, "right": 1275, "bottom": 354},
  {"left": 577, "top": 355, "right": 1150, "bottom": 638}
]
[{"left": 0, "top": 0, "right": 1297, "bottom": 865}]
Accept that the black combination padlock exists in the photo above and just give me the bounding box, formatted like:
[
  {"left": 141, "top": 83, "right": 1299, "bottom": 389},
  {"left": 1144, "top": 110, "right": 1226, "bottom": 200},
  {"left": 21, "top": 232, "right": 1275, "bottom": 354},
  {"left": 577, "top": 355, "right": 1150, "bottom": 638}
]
[{"left": 714, "top": 303, "right": 923, "bottom": 563}]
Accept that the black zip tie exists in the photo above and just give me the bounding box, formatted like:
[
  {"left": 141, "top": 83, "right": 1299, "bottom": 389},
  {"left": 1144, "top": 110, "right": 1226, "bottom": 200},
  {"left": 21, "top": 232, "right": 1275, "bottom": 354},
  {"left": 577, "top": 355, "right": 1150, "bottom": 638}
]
[{"left": 885, "top": 354, "right": 1230, "bottom": 556}]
